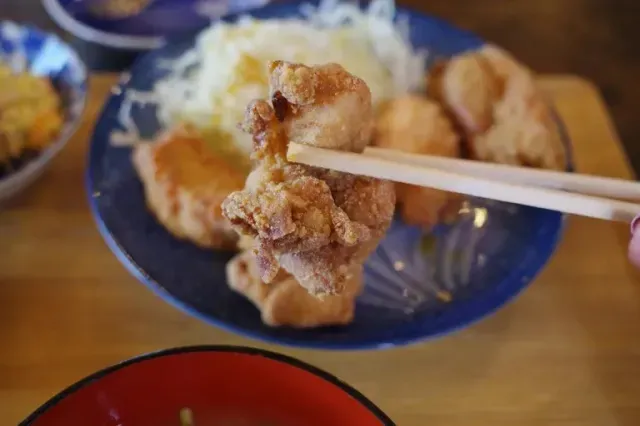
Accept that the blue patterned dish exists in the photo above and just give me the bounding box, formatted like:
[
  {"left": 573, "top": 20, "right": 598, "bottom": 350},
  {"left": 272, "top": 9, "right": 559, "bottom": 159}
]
[
  {"left": 87, "top": 1, "right": 568, "bottom": 350},
  {"left": 0, "top": 21, "right": 87, "bottom": 202}
]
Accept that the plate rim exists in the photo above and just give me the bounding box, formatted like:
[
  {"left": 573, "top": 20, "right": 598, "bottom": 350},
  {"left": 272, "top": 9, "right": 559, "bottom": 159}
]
[{"left": 42, "top": 0, "right": 164, "bottom": 50}]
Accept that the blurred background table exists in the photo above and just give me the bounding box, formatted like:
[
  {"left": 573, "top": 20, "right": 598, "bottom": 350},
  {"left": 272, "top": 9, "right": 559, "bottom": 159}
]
[
  {"left": 2, "top": 73, "right": 640, "bottom": 425},
  {"left": 2, "top": 0, "right": 640, "bottom": 172}
]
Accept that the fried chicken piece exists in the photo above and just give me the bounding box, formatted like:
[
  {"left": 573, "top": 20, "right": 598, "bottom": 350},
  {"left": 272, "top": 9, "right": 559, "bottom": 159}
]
[
  {"left": 275, "top": 169, "right": 395, "bottom": 292},
  {"left": 268, "top": 60, "right": 374, "bottom": 153},
  {"left": 133, "top": 126, "right": 245, "bottom": 249},
  {"left": 222, "top": 61, "right": 395, "bottom": 296},
  {"left": 224, "top": 156, "right": 394, "bottom": 295},
  {"left": 435, "top": 53, "right": 499, "bottom": 134},
  {"left": 227, "top": 250, "right": 362, "bottom": 328},
  {"left": 429, "top": 44, "right": 566, "bottom": 171},
  {"left": 224, "top": 164, "right": 375, "bottom": 285},
  {"left": 375, "top": 95, "right": 462, "bottom": 227}
]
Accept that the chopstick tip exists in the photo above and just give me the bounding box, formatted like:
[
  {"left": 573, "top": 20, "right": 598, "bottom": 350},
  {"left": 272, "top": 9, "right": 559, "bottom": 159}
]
[{"left": 286, "top": 142, "right": 303, "bottom": 162}]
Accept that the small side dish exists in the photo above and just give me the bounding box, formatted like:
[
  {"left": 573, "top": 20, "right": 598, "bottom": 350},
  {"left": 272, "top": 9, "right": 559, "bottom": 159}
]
[{"left": 0, "top": 62, "right": 64, "bottom": 179}]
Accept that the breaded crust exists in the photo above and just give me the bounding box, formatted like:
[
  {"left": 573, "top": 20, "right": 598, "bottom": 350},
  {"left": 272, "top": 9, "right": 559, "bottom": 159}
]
[
  {"left": 375, "top": 95, "right": 461, "bottom": 227},
  {"left": 428, "top": 44, "right": 566, "bottom": 171},
  {"left": 132, "top": 127, "right": 245, "bottom": 249},
  {"left": 227, "top": 250, "right": 362, "bottom": 328}
]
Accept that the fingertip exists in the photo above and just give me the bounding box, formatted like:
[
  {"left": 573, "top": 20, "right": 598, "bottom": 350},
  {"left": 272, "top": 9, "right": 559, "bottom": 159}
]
[
  {"left": 631, "top": 214, "right": 640, "bottom": 235},
  {"left": 629, "top": 227, "right": 640, "bottom": 269}
]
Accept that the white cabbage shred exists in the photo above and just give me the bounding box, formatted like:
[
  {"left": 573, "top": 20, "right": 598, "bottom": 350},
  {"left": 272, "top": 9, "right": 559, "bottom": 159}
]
[{"left": 111, "top": 0, "right": 427, "bottom": 151}]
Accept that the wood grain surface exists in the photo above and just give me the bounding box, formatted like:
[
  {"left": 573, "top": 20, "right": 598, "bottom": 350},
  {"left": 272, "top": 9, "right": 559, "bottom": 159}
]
[{"left": 2, "top": 74, "right": 640, "bottom": 425}]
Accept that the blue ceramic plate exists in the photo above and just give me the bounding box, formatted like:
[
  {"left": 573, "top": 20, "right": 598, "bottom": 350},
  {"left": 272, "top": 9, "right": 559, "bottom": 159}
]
[
  {"left": 43, "top": 0, "right": 268, "bottom": 49},
  {"left": 87, "top": 1, "right": 568, "bottom": 350},
  {"left": 0, "top": 21, "right": 87, "bottom": 202}
]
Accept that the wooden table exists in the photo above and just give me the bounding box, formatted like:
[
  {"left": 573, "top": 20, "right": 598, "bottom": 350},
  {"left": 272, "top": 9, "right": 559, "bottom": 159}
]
[{"left": 2, "top": 74, "right": 640, "bottom": 425}]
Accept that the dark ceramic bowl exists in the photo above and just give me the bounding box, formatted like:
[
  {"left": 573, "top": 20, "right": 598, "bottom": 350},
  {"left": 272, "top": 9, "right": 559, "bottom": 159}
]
[
  {"left": 21, "top": 346, "right": 394, "bottom": 425},
  {"left": 42, "top": 0, "right": 268, "bottom": 71}
]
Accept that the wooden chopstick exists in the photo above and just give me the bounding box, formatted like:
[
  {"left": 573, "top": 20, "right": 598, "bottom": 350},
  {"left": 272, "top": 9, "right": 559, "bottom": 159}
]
[
  {"left": 364, "top": 147, "right": 640, "bottom": 200},
  {"left": 287, "top": 142, "right": 640, "bottom": 223}
]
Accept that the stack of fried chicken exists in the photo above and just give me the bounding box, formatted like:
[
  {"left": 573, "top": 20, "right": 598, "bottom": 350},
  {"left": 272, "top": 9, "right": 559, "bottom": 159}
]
[
  {"left": 221, "top": 61, "right": 396, "bottom": 326},
  {"left": 375, "top": 44, "right": 566, "bottom": 228},
  {"left": 133, "top": 45, "right": 566, "bottom": 329}
]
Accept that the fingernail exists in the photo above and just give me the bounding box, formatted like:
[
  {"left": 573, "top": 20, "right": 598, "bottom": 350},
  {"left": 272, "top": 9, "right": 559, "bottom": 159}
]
[{"left": 631, "top": 214, "right": 640, "bottom": 235}]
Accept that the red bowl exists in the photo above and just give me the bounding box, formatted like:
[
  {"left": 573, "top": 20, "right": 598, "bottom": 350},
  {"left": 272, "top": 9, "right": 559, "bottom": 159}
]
[{"left": 21, "top": 345, "right": 394, "bottom": 426}]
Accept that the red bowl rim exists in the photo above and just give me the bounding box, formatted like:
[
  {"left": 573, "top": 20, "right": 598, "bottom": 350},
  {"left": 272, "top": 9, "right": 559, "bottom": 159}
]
[{"left": 20, "top": 345, "right": 396, "bottom": 425}]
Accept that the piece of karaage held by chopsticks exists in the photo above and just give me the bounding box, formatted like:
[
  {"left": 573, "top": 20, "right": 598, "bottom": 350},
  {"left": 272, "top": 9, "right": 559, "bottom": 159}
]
[{"left": 222, "top": 61, "right": 395, "bottom": 297}]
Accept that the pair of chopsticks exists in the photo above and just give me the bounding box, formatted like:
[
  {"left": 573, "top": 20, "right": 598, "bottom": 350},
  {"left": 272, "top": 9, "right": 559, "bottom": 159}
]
[{"left": 286, "top": 143, "right": 640, "bottom": 223}]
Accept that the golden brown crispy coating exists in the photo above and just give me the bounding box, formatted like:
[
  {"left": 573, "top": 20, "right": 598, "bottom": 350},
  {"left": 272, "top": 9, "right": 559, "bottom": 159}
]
[
  {"left": 227, "top": 250, "right": 362, "bottom": 328},
  {"left": 133, "top": 126, "right": 245, "bottom": 249},
  {"left": 375, "top": 95, "right": 461, "bottom": 227},
  {"left": 430, "top": 44, "right": 566, "bottom": 171},
  {"left": 269, "top": 60, "right": 374, "bottom": 153},
  {"left": 223, "top": 167, "right": 374, "bottom": 285},
  {"left": 222, "top": 61, "right": 395, "bottom": 296},
  {"left": 438, "top": 53, "right": 499, "bottom": 134}
]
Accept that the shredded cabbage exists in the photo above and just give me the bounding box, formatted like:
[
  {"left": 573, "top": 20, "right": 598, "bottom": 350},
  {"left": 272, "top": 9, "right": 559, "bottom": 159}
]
[{"left": 112, "top": 0, "right": 427, "bottom": 152}]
